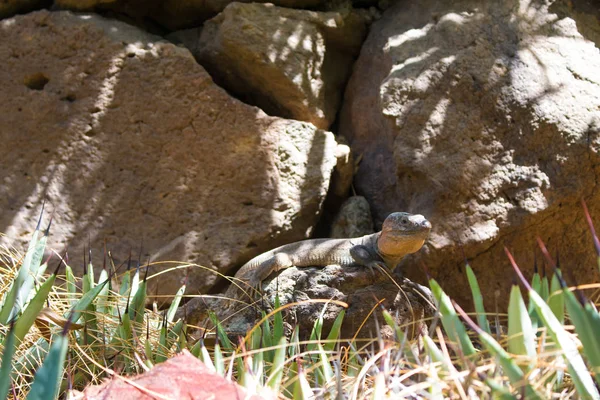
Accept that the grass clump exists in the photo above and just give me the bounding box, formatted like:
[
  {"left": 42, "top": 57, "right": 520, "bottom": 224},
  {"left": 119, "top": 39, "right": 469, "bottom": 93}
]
[{"left": 2, "top": 201, "right": 600, "bottom": 398}]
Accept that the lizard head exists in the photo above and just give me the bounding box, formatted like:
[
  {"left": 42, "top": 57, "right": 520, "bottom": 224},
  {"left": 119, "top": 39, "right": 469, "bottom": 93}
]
[{"left": 378, "top": 212, "right": 432, "bottom": 257}]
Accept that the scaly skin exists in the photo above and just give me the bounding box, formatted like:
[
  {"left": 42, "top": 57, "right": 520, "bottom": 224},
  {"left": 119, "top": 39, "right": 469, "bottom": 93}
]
[{"left": 228, "top": 212, "right": 431, "bottom": 296}]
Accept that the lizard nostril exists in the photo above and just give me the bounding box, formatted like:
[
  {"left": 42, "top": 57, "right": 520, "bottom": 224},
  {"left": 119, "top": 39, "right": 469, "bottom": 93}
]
[{"left": 421, "top": 220, "right": 432, "bottom": 229}]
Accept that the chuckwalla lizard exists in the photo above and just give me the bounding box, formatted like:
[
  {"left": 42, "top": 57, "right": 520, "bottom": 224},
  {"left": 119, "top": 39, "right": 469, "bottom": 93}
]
[{"left": 229, "top": 212, "right": 431, "bottom": 295}]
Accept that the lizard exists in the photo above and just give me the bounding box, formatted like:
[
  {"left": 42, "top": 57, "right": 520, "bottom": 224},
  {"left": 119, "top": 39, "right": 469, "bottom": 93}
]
[
  {"left": 227, "top": 211, "right": 431, "bottom": 297},
  {"left": 177, "top": 212, "right": 431, "bottom": 325}
]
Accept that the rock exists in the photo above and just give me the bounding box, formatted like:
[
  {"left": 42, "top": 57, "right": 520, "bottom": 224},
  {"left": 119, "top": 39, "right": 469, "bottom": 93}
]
[
  {"left": 329, "top": 140, "right": 354, "bottom": 199},
  {"left": 0, "top": 0, "right": 49, "bottom": 19},
  {"left": 55, "top": 0, "right": 327, "bottom": 31},
  {"left": 330, "top": 196, "right": 373, "bottom": 238},
  {"left": 339, "top": 0, "right": 600, "bottom": 308},
  {"left": 0, "top": 10, "right": 338, "bottom": 301},
  {"left": 188, "top": 3, "right": 367, "bottom": 129},
  {"left": 77, "top": 350, "right": 271, "bottom": 400},
  {"left": 180, "top": 263, "right": 434, "bottom": 340}
]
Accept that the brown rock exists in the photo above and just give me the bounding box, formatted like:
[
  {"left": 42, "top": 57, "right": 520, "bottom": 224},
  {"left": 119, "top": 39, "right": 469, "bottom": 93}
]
[
  {"left": 0, "top": 11, "right": 337, "bottom": 300},
  {"left": 329, "top": 139, "right": 355, "bottom": 199},
  {"left": 330, "top": 196, "right": 374, "bottom": 238},
  {"left": 180, "top": 264, "right": 434, "bottom": 341},
  {"left": 77, "top": 350, "right": 271, "bottom": 399},
  {"left": 339, "top": 0, "right": 600, "bottom": 308},
  {"left": 55, "top": 0, "right": 326, "bottom": 30},
  {"left": 191, "top": 3, "right": 367, "bottom": 129}
]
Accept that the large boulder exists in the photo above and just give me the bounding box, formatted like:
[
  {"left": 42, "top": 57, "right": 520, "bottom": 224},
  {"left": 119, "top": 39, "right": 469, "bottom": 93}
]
[
  {"left": 0, "top": 10, "right": 338, "bottom": 299},
  {"left": 54, "top": 0, "right": 326, "bottom": 30},
  {"left": 340, "top": 0, "right": 600, "bottom": 307},
  {"left": 176, "top": 3, "right": 367, "bottom": 130}
]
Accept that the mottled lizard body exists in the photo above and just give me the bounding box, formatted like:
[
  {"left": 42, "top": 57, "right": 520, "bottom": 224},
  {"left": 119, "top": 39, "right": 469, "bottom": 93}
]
[{"left": 231, "top": 212, "right": 432, "bottom": 293}]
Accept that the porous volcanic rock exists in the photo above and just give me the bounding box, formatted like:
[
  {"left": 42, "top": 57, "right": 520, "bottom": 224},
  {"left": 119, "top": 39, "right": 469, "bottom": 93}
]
[
  {"left": 0, "top": 10, "right": 338, "bottom": 299},
  {"left": 330, "top": 196, "right": 374, "bottom": 238},
  {"left": 188, "top": 2, "right": 367, "bottom": 129},
  {"left": 179, "top": 264, "right": 434, "bottom": 341},
  {"left": 339, "top": 0, "right": 600, "bottom": 308}
]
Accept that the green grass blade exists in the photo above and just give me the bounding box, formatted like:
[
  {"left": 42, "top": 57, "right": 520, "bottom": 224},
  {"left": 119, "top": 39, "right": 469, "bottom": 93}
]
[
  {"left": 26, "top": 331, "right": 68, "bottom": 400},
  {"left": 465, "top": 263, "right": 491, "bottom": 334}
]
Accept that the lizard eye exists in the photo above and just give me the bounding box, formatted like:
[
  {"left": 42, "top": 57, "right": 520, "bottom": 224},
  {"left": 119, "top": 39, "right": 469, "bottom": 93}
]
[{"left": 401, "top": 217, "right": 409, "bottom": 225}]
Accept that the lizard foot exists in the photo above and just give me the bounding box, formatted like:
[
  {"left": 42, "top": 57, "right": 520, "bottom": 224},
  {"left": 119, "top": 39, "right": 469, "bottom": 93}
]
[{"left": 367, "top": 260, "right": 392, "bottom": 277}]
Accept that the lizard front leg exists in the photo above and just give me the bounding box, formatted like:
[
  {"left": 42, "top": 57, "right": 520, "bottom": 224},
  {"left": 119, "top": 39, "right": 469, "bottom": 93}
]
[{"left": 349, "top": 245, "right": 392, "bottom": 276}]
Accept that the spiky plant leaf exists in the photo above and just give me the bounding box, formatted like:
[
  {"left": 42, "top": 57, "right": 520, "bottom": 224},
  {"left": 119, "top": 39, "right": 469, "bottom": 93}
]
[
  {"left": 429, "top": 279, "right": 477, "bottom": 357},
  {"left": 465, "top": 263, "right": 491, "bottom": 334},
  {"left": 95, "top": 268, "right": 110, "bottom": 315},
  {"left": 323, "top": 309, "right": 345, "bottom": 352},
  {"left": 548, "top": 273, "right": 564, "bottom": 324},
  {"left": 0, "top": 215, "right": 47, "bottom": 324},
  {"left": 14, "top": 272, "right": 56, "bottom": 344},
  {"left": 562, "top": 284, "right": 600, "bottom": 385},
  {"left": 26, "top": 331, "right": 68, "bottom": 400},
  {"left": 0, "top": 324, "right": 16, "bottom": 400},
  {"left": 454, "top": 302, "right": 542, "bottom": 399},
  {"left": 167, "top": 285, "right": 186, "bottom": 323},
  {"left": 505, "top": 247, "right": 600, "bottom": 399},
  {"left": 507, "top": 285, "right": 536, "bottom": 368},
  {"left": 266, "top": 336, "right": 287, "bottom": 392}
]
